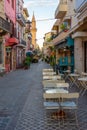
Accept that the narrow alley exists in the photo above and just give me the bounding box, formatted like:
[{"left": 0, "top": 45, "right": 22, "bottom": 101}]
[{"left": 0, "top": 61, "right": 87, "bottom": 130}]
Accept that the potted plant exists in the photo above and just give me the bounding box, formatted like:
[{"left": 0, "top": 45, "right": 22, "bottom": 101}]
[
  {"left": 60, "top": 23, "right": 69, "bottom": 32},
  {"left": 23, "top": 56, "right": 31, "bottom": 69}
]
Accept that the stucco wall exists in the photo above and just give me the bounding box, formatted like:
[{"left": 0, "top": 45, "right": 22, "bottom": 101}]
[
  {"left": 74, "top": 38, "right": 83, "bottom": 73},
  {"left": 4, "top": 0, "right": 16, "bottom": 24},
  {"left": 0, "top": 1, "right": 5, "bottom": 19}
]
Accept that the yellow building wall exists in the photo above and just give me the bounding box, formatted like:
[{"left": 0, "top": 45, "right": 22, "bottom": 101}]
[{"left": 0, "top": 1, "right": 5, "bottom": 19}]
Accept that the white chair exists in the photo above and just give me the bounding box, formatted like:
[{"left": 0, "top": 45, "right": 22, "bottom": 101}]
[
  {"left": 43, "top": 75, "right": 61, "bottom": 80},
  {"left": 43, "top": 69, "right": 53, "bottom": 72},
  {"left": 43, "top": 71, "right": 56, "bottom": 76},
  {"left": 42, "top": 79, "right": 65, "bottom": 86},
  {"left": 43, "top": 93, "right": 61, "bottom": 110},
  {"left": 43, "top": 82, "right": 69, "bottom": 90},
  {"left": 60, "top": 93, "right": 79, "bottom": 127}
]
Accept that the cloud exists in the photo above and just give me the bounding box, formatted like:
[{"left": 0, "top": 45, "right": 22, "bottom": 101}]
[{"left": 24, "top": 0, "right": 58, "bottom": 7}]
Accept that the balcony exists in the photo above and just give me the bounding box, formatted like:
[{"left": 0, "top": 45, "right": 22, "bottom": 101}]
[
  {"left": 75, "top": 0, "right": 87, "bottom": 12},
  {"left": 16, "top": 13, "right": 26, "bottom": 26},
  {"left": 17, "top": 39, "right": 26, "bottom": 48},
  {"left": 20, "top": 39, "right": 26, "bottom": 46},
  {"left": 55, "top": 0, "right": 67, "bottom": 19},
  {"left": 0, "top": 17, "right": 11, "bottom": 35}
]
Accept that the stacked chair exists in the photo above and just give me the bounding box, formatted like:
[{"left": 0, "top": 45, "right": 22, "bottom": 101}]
[{"left": 42, "top": 68, "right": 79, "bottom": 128}]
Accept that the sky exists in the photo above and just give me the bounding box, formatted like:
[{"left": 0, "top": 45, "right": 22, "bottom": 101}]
[{"left": 24, "top": 0, "right": 59, "bottom": 48}]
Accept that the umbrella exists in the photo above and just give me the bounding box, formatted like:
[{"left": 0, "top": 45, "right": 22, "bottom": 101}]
[{"left": 26, "top": 50, "right": 34, "bottom": 56}]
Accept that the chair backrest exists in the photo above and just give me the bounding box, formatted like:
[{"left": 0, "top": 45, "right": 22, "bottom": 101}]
[
  {"left": 43, "top": 82, "right": 69, "bottom": 89},
  {"left": 43, "top": 72, "right": 56, "bottom": 75},
  {"left": 43, "top": 69, "right": 53, "bottom": 72},
  {"left": 60, "top": 93, "right": 79, "bottom": 99},
  {"left": 42, "top": 80, "right": 65, "bottom": 84},
  {"left": 43, "top": 93, "right": 61, "bottom": 99},
  {"left": 56, "top": 83, "right": 69, "bottom": 88},
  {"left": 43, "top": 76, "right": 61, "bottom": 80}
]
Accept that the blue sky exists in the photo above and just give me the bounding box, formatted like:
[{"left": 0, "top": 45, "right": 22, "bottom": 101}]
[{"left": 24, "top": 0, "right": 59, "bottom": 48}]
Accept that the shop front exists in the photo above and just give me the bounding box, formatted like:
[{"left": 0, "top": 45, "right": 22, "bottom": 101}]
[
  {"left": 55, "top": 37, "right": 74, "bottom": 73},
  {"left": 5, "top": 37, "right": 19, "bottom": 72}
]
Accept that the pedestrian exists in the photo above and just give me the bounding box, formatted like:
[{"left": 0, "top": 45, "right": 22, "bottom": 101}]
[{"left": 55, "top": 60, "right": 60, "bottom": 74}]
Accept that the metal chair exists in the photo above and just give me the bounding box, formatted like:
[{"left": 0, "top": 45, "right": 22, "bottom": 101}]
[{"left": 60, "top": 93, "right": 79, "bottom": 127}]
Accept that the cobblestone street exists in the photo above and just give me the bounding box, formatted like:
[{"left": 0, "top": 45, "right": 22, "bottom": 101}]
[{"left": 0, "top": 61, "right": 87, "bottom": 130}]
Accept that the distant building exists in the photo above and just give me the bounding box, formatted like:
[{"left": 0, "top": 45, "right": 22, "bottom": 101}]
[
  {"left": 31, "top": 13, "right": 37, "bottom": 49},
  {"left": 16, "top": 0, "right": 26, "bottom": 68}
]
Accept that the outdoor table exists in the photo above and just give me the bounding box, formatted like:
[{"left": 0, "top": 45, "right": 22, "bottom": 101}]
[
  {"left": 63, "top": 70, "right": 71, "bottom": 81},
  {"left": 46, "top": 88, "right": 68, "bottom": 94},
  {"left": 0, "top": 67, "right": 6, "bottom": 76},
  {"left": 43, "top": 75, "right": 61, "bottom": 80},
  {"left": 45, "top": 88, "right": 69, "bottom": 119},
  {"left": 81, "top": 72, "right": 87, "bottom": 77},
  {"left": 68, "top": 73, "right": 80, "bottom": 88},
  {"left": 78, "top": 77, "right": 87, "bottom": 95},
  {"left": 43, "top": 82, "right": 69, "bottom": 91},
  {"left": 43, "top": 69, "right": 53, "bottom": 72},
  {"left": 43, "top": 72, "right": 56, "bottom": 76},
  {"left": 42, "top": 80, "right": 65, "bottom": 85},
  {"left": 0, "top": 67, "right": 5, "bottom": 71}
]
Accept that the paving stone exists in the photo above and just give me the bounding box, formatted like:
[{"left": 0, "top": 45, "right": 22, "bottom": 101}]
[{"left": 0, "top": 62, "right": 87, "bottom": 130}]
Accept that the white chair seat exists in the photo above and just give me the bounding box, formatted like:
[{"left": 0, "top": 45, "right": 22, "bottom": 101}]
[
  {"left": 44, "top": 101, "right": 59, "bottom": 109},
  {"left": 60, "top": 101, "right": 77, "bottom": 109}
]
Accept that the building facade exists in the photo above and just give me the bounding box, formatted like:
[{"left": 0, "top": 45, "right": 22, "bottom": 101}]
[
  {"left": 4, "top": 0, "right": 19, "bottom": 72},
  {"left": 16, "top": 0, "right": 26, "bottom": 68},
  {"left": 51, "top": 0, "right": 75, "bottom": 73},
  {"left": 71, "top": 0, "right": 87, "bottom": 73},
  {"left": 0, "top": 0, "right": 6, "bottom": 68}
]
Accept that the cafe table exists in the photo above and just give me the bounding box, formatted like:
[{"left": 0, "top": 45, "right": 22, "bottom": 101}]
[
  {"left": 43, "top": 75, "right": 61, "bottom": 80},
  {"left": 43, "top": 72, "right": 56, "bottom": 76},
  {"left": 78, "top": 77, "right": 87, "bottom": 95},
  {"left": 63, "top": 70, "right": 71, "bottom": 81},
  {"left": 68, "top": 73, "right": 80, "bottom": 88},
  {"left": 45, "top": 88, "right": 69, "bottom": 119},
  {"left": 43, "top": 69, "right": 53, "bottom": 72},
  {"left": 46, "top": 88, "right": 68, "bottom": 94}
]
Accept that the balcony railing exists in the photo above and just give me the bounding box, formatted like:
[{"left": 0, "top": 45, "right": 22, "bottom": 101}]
[
  {"left": 0, "top": 17, "right": 11, "bottom": 33},
  {"left": 55, "top": 0, "right": 67, "bottom": 19},
  {"left": 20, "top": 39, "right": 26, "bottom": 46},
  {"left": 75, "top": 0, "right": 87, "bottom": 12},
  {"left": 16, "top": 13, "right": 26, "bottom": 26}
]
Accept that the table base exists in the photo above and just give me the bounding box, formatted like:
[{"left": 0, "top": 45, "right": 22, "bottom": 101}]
[{"left": 51, "top": 110, "right": 66, "bottom": 119}]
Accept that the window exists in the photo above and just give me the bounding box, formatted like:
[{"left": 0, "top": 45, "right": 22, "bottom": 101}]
[
  {"left": 12, "top": 0, "right": 14, "bottom": 9},
  {"left": 7, "top": 0, "right": 10, "bottom": 2},
  {"left": 0, "top": 42, "right": 2, "bottom": 64}
]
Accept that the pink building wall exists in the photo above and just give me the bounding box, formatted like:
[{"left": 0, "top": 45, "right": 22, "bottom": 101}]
[{"left": 4, "top": 0, "right": 16, "bottom": 24}]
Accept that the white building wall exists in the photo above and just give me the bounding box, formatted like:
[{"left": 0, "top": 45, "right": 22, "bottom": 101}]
[
  {"left": 75, "top": 0, "right": 87, "bottom": 9},
  {"left": 74, "top": 38, "right": 84, "bottom": 73}
]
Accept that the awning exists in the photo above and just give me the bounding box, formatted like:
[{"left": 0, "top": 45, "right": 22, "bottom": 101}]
[
  {"left": 5, "top": 37, "right": 19, "bottom": 46},
  {"left": 26, "top": 50, "right": 34, "bottom": 56},
  {"left": 55, "top": 40, "right": 67, "bottom": 49}
]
